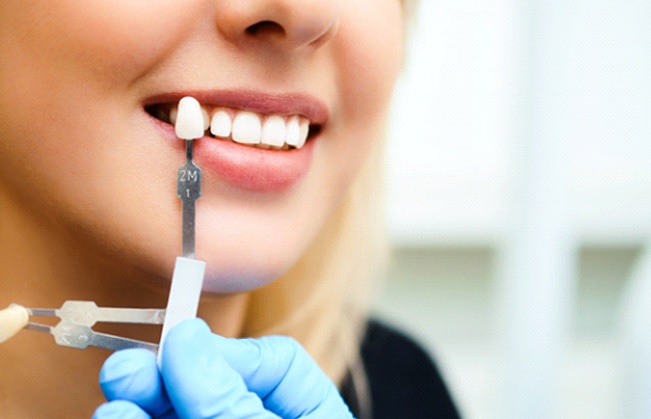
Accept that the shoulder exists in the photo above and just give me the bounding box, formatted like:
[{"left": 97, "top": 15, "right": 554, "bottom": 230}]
[{"left": 346, "top": 319, "right": 461, "bottom": 419}]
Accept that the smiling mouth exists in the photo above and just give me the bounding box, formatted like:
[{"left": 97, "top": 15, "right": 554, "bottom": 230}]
[{"left": 146, "top": 103, "right": 322, "bottom": 150}]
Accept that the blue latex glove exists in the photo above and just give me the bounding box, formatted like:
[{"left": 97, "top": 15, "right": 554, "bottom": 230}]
[{"left": 93, "top": 318, "right": 354, "bottom": 419}]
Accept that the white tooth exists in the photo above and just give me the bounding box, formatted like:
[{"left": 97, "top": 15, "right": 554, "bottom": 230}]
[
  {"left": 261, "top": 115, "right": 286, "bottom": 147},
  {"left": 170, "top": 107, "right": 177, "bottom": 125},
  {"left": 232, "top": 111, "right": 261, "bottom": 144},
  {"left": 202, "top": 108, "right": 210, "bottom": 131},
  {"left": 210, "top": 110, "right": 232, "bottom": 138},
  {"left": 296, "top": 118, "right": 309, "bottom": 149},
  {"left": 286, "top": 116, "right": 301, "bottom": 147},
  {"left": 175, "top": 97, "right": 205, "bottom": 140}
]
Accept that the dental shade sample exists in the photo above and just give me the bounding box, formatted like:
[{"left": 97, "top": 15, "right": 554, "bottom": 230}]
[
  {"left": 158, "top": 96, "right": 206, "bottom": 365},
  {"left": 0, "top": 305, "right": 29, "bottom": 343},
  {"left": 174, "top": 96, "right": 205, "bottom": 140}
]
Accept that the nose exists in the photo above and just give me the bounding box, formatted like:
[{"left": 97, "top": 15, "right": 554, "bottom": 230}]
[{"left": 214, "top": 0, "right": 341, "bottom": 52}]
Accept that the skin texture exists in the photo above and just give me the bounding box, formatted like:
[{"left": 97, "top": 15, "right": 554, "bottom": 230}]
[{"left": 0, "top": 0, "right": 403, "bottom": 416}]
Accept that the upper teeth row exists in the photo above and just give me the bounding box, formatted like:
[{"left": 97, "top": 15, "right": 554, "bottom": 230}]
[{"left": 171, "top": 105, "right": 310, "bottom": 150}]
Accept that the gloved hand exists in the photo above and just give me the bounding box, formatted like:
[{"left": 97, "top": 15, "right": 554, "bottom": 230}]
[{"left": 93, "top": 318, "right": 354, "bottom": 419}]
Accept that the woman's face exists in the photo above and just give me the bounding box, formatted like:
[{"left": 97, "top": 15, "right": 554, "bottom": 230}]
[{"left": 0, "top": 1, "right": 403, "bottom": 292}]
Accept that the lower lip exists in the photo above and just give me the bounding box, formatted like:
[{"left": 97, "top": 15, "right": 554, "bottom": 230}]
[{"left": 152, "top": 118, "right": 315, "bottom": 192}]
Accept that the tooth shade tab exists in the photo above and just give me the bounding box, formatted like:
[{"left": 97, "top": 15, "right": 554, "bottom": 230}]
[
  {"left": 0, "top": 304, "right": 29, "bottom": 343},
  {"left": 232, "top": 112, "right": 262, "bottom": 145},
  {"left": 175, "top": 96, "right": 205, "bottom": 140},
  {"left": 210, "top": 110, "right": 232, "bottom": 138},
  {"left": 168, "top": 105, "right": 207, "bottom": 129}
]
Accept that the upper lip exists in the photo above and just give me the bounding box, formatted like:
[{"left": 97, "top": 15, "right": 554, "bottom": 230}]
[{"left": 143, "top": 89, "right": 329, "bottom": 125}]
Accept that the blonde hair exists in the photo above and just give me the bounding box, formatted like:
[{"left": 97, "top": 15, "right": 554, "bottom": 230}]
[{"left": 242, "top": 130, "right": 389, "bottom": 384}]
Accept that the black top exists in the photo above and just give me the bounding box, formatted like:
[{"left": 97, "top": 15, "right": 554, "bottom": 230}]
[{"left": 341, "top": 320, "right": 461, "bottom": 419}]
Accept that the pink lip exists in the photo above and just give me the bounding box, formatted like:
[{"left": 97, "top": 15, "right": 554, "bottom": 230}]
[{"left": 144, "top": 90, "right": 328, "bottom": 192}]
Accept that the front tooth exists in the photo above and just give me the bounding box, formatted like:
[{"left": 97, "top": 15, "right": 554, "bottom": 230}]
[
  {"left": 286, "top": 116, "right": 301, "bottom": 147},
  {"left": 170, "top": 107, "right": 177, "bottom": 125},
  {"left": 261, "top": 115, "right": 286, "bottom": 147},
  {"left": 202, "top": 108, "right": 210, "bottom": 131},
  {"left": 296, "top": 118, "right": 309, "bottom": 149},
  {"left": 210, "top": 110, "right": 232, "bottom": 138},
  {"left": 232, "top": 112, "right": 261, "bottom": 144}
]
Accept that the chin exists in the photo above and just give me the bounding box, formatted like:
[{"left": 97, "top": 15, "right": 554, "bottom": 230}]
[
  {"left": 200, "top": 267, "right": 280, "bottom": 294},
  {"left": 200, "top": 276, "right": 267, "bottom": 294},
  {"left": 198, "top": 248, "right": 298, "bottom": 294},
  {"left": 192, "top": 205, "right": 320, "bottom": 295}
]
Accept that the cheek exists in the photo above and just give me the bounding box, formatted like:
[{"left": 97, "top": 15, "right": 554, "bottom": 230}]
[
  {"left": 335, "top": 1, "right": 404, "bottom": 127},
  {"left": 0, "top": 0, "right": 205, "bottom": 210},
  {"left": 0, "top": 0, "right": 204, "bottom": 89},
  {"left": 324, "top": 0, "right": 403, "bottom": 187}
]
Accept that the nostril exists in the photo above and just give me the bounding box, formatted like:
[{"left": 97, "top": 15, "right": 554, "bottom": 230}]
[{"left": 246, "top": 21, "right": 285, "bottom": 38}]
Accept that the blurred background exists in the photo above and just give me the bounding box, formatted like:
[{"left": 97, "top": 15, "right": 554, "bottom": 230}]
[{"left": 374, "top": 0, "right": 651, "bottom": 418}]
